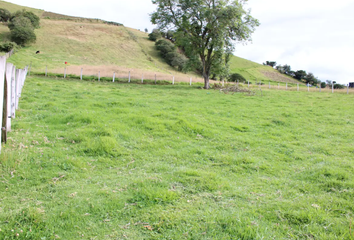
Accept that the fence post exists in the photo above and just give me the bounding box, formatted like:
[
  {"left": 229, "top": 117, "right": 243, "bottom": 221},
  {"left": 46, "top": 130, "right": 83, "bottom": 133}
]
[
  {"left": 278, "top": 83, "right": 279, "bottom": 89},
  {"left": 11, "top": 66, "right": 16, "bottom": 119},
  {"left": 155, "top": 74, "right": 157, "bottom": 84},
  {"left": 190, "top": 77, "right": 192, "bottom": 86},
  {"left": 332, "top": 82, "right": 334, "bottom": 93},
  {"left": 269, "top": 82, "right": 270, "bottom": 89},
  {"left": 297, "top": 83, "right": 299, "bottom": 91},
  {"left": 286, "top": 82, "right": 288, "bottom": 90},
  {"left": 113, "top": 72, "right": 115, "bottom": 82},
  {"left": 0, "top": 56, "right": 6, "bottom": 150},
  {"left": 80, "top": 68, "right": 83, "bottom": 80},
  {"left": 347, "top": 84, "right": 349, "bottom": 94},
  {"left": 248, "top": 80, "right": 249, "bottom": 88},
  {"left": 98, "top": 71, "right": 100, "bottom": 82},
  {"left": 5, "top": 63, "right": 13, "bottom": 132},
  {"left": 15, "top": 69, "right": 20, "bottom": 110},
  {"left": 45, "top": 65, "right": 47, "bottom": 77},
  {"left": 172, "top": 76, "right": 174, "bottom": 85},
  {"left": 308, "top": 84, "right": 309, "bottom": 92},
  {"left": 64, "top": 67, "right": 66, "bottom": 78},
  {"left": 141, "top": 74, "right": 144, "bottom": 83},
  {"left": 222, "top": 79, "right": 225, "bottom": 87},
  {"left": 128, "top": 71, "right": 131, "bottom": 83}
]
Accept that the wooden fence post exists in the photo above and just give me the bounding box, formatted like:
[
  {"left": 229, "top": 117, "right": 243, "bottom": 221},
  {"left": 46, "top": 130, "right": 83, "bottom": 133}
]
[
  {"left": 64, "top": 67, "right": 66, "bottom": 78},
  {"left": 98, "top": 71, "right": 100, "bottom": 82},
  {"left": 141, "top": 74, "right": 144, "bottom": 83},
  {"left": 297, "top": 83, "right": 299, "bottom": 91},
  {"left": 347, "top": 84, "right": 349, "bottom": 94},
  {"left": 113, "top": 72, "right": 115, "bottom": 82},
  {"left": 80, "top": 68, "right": 83, "bottom": 80},
  {"left": 129, "top": 71, "right": 131, "bottom": 83},
  {"left": 45, "top": 65, "right": 47, "bottom": 77},
  {"left": 0, "top": 56, "right": 6, "bottom": 150}
]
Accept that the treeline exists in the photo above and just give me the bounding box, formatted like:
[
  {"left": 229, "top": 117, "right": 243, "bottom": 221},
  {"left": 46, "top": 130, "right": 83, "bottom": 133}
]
[
  {"left": 0, "top": 8, "right": 40, "bottom": 51},
  {"left": 263, "top": 61, "right": 345, "bottom": 89}
]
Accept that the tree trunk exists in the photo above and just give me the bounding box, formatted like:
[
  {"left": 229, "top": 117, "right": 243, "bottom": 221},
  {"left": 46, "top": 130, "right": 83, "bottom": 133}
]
[{"left": 203, "top": 73, "right": 210, "bottom": 89}]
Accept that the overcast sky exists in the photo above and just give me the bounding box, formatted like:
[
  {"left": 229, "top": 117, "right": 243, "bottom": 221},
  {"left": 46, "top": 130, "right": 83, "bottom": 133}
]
[{"left": 4, "top": 0, "right": 354, "bottom": 84}]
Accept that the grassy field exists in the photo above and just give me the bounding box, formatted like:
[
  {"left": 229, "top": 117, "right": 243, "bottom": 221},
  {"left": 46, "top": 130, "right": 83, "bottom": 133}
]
[{"left": 0, "top": 76, "right": 353, "bottom": 239}]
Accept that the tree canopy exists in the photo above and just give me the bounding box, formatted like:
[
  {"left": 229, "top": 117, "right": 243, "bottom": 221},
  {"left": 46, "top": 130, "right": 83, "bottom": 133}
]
[{"left": 151, "top": 0, "right": 259, "bottom": 89}]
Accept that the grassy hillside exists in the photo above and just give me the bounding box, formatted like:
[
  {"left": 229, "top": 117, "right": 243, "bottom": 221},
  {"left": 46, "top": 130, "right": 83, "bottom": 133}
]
[
  {"left": 0, "top": 1, "right": 300, "bottom": 83},
  {"left": 0, "top": 0, "right": 43, "bottom": 16},
  {"left": 1, "top": 76, "right": 353, "bottom": 239}
]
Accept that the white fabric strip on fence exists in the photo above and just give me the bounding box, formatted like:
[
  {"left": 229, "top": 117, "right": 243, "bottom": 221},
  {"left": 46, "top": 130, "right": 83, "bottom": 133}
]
[{"left": 5, "top": 63, "right": 14, "bottom": 131}]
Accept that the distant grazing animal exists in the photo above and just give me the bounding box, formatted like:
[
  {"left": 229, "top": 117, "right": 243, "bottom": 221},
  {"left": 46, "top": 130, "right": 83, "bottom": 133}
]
[{"left": 36, "top": 51, "right": 40, "bottom": 54}]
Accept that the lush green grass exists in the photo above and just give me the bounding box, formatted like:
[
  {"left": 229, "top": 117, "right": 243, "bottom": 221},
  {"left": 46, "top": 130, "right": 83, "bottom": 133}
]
[{"left": 1, "top": 76, "right": 353, "bottom": 239}]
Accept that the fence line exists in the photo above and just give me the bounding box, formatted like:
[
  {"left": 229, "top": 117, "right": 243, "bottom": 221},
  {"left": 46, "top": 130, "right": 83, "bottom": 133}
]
[{"left": 0, "top": 54, "right": 29, "bottom": 153}]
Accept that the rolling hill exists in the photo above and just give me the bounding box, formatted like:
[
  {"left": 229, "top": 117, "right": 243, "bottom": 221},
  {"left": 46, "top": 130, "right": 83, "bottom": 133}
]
[{"left": 0, "top": 0, "right": 298, "bottom": 83}]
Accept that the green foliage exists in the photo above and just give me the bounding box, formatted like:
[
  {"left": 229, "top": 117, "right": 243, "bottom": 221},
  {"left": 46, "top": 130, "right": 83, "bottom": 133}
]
[
  {"left": 11, "top": 9, "right": 40, "bottom": 29},
  {"left": 304, "top": 72, "right": 319, "bottom": 86},
  {"left": 263, "top": 61, "right": 276, "bottom": 67},
  {"left": 228, "top": 72, "right": 246, "bottom": 82},
  {"left": 151, "top": 0, "right": 259, "bottom": 89},
  {"left": 334, "top": 83, "right": 345, "bottom": 89},
  {"left": 320, "top": 82, "right": 326, "bottom": 88},
  {"left": 294, "top": 70, "right": 307, "bottom": 80},
  {"left": 148, "top": 28, "right": 161, "bottom": 41},
  {"left": 8, "top": 15, "right": 33, "bottom": 30},
  {"left": 0, "top": 8, "right": 11, "bottom": 22},
  {"left": 0, "top": 41, "right": 17, "bottom": 52},
  {"left": 155, "top": 39, "right": 188, "bottom": 72},
  {"left": 10, "top": 26, "right": 36, "bottom": 46}
]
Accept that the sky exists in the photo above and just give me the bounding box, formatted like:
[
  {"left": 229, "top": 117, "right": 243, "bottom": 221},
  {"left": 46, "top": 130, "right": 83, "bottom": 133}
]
[{"left": 4, "top": 0, "right": 354, "bottom": 84}]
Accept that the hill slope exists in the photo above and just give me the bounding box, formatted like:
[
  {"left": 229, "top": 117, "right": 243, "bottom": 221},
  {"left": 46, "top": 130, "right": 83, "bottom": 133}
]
[{"left": 0, "top": 1, "right": 298, "bottom": 83}]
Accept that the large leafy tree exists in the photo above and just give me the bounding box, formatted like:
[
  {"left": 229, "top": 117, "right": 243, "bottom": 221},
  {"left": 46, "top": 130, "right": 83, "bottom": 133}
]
[{"left": 151, "top": 0, "right": 259, "bottom": 89}]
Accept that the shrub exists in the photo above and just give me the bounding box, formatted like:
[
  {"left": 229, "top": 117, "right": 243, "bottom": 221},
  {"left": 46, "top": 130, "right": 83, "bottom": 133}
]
[
  {"left": 148, "top": 29, "right": 161, "bottom": 41},
  {"left": 228, "top": 73, "right": 246, "bottom": 82},
  {"left": 0, "top": 42, "right": 17, "bottom": 52},
  {"left": 334, "top": 83, "right": 345, "bottom": 89},
  {"left": 10, "top": 26, "right": 36, "bottom": 46},
  {"left": 0, "top": 8, "right": 11, "bottom": 22},
  {"left": 320, "top": 82, "right": 326, "bottom": 88},
  {"left": 155, "top": 39, "right": 175, "bottom": 57},
  {"left": 11, "top": 10, "right": 40, "bottom": 29},
  {"left": 8, "top": 16, "right": 34, "bottom": 30}
]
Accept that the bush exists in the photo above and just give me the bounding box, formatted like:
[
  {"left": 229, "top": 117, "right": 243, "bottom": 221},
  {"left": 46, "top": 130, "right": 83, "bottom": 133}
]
[
  {"left": 148, "top": 29, "right": 161, "bottom": 41},
  {"left": 334, "top": 83, "right": 345, "bottom": 89},
  {"left": 155, "top": 39, "right": 175, "bottom": 57},
  {"left": 0, "top": 42, "right": 17, "bottom": 52},
  {"left": 320, "top": 82, "right": 326, "bottom": 88},
  {"left": 0, "top": 8, "right": 11, "bottom": 22},
  {"left": 11, "top": 10, "right": 40, "bottom": 29},
  {"left": 228, "top": 73, "right": 246, "bottom": 82},
  {"left": 8, "top": 16, "right": 34, "bottom": 30},
  {"left": 10, "top": 26, "right": 36, "bottom": 46}
]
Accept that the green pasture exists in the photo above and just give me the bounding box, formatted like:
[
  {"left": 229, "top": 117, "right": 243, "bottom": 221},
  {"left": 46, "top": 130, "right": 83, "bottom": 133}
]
[{"left": 0, "top": 76, "right": 353, "bottom": 239}]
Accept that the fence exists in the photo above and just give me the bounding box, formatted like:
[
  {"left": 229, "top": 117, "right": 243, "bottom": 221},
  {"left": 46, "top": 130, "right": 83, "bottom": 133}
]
[{"left": 0, "top": 55, "right": 28, "bottom": 154}]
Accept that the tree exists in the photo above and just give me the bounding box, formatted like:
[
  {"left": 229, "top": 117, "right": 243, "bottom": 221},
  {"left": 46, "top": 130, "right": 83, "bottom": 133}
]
[
  {"left": 8, "top": 16, "right": 34, "bottom": 30},
  {"left": 145, "top": 28, "right": 148, "bottom": 33},
  {"left": 304, "top": 72, "right": 318, "bottom": 86},
  {"left": 151, "top": 0, "right": 259, "bottom": 89},
  {"left": 263, "top": 61, "right": 276, "bottom": 68},
  {"left": 294, "top": 70, "right": 307, "bottom": 80},
  {"left": 0, "top": 8, "right": 11, "bottom": 22}
]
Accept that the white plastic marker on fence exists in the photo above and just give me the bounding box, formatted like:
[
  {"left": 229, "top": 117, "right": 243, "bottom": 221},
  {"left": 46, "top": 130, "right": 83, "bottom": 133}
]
[
  {"left": 128, "top": 71, "right": 131, "bottom": 83},
  {"left": 0, "top": 56, "right": 6, "bottom": 152},
  {"left": 11, "top": 66, "right": 16, "bottom": 119},
  {"left": 98, "top": 71, "right": 100, "bottom": 82},
  {"left": 113, "top": 72, "right": 115, "bottom": 82},
  {"left": 5, "top": 63, "right": 14, "bottom": 132},
  {"left": 80, "top": 68, "right": 83, "bottom": 80},
  {"left": 172, "top": 76, "right": 175, "bottom": 85}
]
